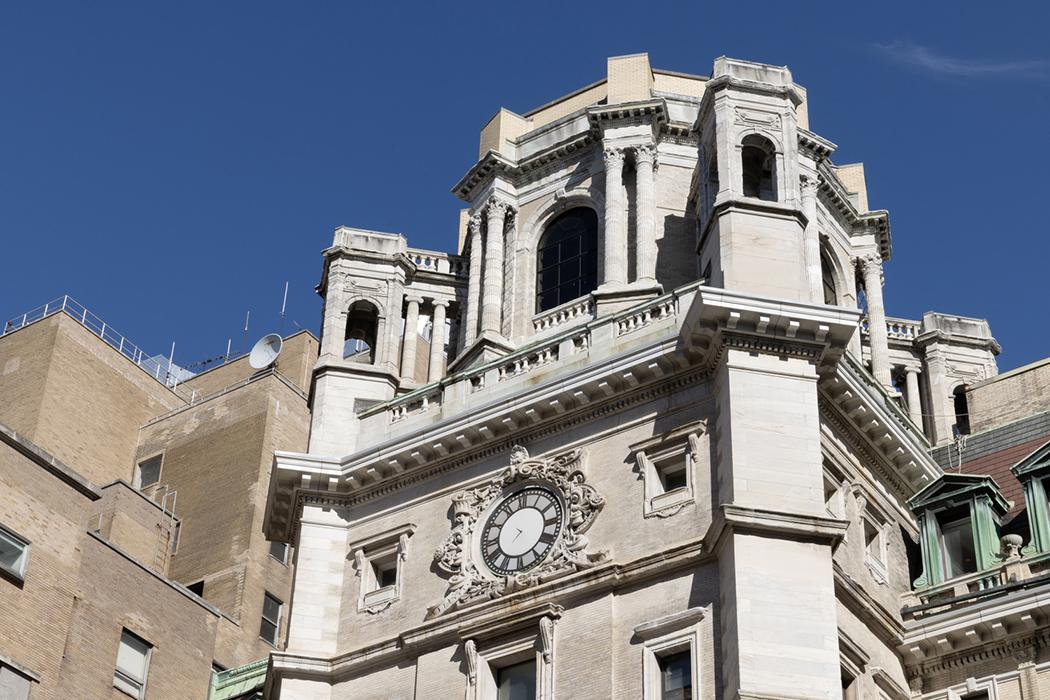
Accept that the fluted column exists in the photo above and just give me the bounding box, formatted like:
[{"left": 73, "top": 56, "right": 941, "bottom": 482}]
[
  {"left": 400, "top": 295, "right": 422, "bottom": 382},
  {"left": 904, "top": 367, "right": 923, "bottom": 431},
  {"left": 428, "top": 299, "right": 448, "bottom": 382},
  {"left": 464, "top": 215, "right": 483, "bottom": 345},
  {"left": 634, "top": 145, "right": 657, "bottom": 285},
  {"left": 602, "top": 147, "right": 627, "bottom": 287},
  {"left": 481, "top": 198, "right": 508, "bottom": 335},
  {"left": 860, "top": 254, "right": 892, "bottom": 388},
  {"left": 801, "top": 175, "right": 822, "bottom": 303}
]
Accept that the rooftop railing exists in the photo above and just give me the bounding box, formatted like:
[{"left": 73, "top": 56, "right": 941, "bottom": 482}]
[{"left": 1, "top": 295, "right": 195, "bottom": 402}]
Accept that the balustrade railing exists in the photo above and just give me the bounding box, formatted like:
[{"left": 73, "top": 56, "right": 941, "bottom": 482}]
[
  {"left": 860, "top": 315, "right": 921, "bottom": 341},
  {"left": 406, "top": 248, "right": 468, "bottom": 278},
  {"left": 532, "top": 296, "right": 595, "bottom": 334}
]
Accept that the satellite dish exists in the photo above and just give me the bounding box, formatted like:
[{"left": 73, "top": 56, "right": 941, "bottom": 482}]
[{"left": 249, "top": 333, "right": 283, "bottom": 369}]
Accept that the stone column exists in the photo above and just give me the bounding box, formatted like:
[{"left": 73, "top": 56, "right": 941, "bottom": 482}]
[
  {"left": 801, "top": 175, "right": 822, "bottom": 303},
  {"left": 634, "top": 145, "right": 657, "bottom": 285},
  {"left": 400, "top": 295, "right": 422, "bottom": 382},
  {"left": 428, "top": 299, "right": 448, "bottom": 383},
  {"left": 464, "top": 214, "right": 483, "bottom": 346},
  {"left": 320, "top": 270, "right": 347, "bottom": 358},
  {"left": 602, "top": 147, "right": 627, "bottom": 287},
  {"left": 481, "top": 198, "right": 508, "bottom": 336},
  {"left": 904, "top": 367, "right": 923, "bottom": 431},
  {"left": 860, "top": 254, "right": 892, "bottom": 389}
]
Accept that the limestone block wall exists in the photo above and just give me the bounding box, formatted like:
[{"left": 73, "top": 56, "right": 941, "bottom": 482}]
[{"left": 328, "top": 386, "right": 715, "bottom": 654}]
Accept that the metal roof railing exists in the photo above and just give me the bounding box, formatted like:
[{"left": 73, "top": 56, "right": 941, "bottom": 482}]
[{"left": 2, "top": 295, "right": 194, "bottom": 402}]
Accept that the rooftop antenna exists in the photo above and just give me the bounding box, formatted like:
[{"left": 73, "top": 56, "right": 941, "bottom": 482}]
[{"left": 241, "top": 310, "right": 251, "bottom": 355}]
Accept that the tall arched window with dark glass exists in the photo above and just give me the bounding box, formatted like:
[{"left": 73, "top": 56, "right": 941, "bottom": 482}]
[{"left": 535, "top": 207, "right": 598, "bottom": 313}]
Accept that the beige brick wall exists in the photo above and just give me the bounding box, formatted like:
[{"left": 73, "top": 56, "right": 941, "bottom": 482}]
[
  {"left": 182, "top": 330, "right": 317, "bottom": 398},
  {"left": 968, "top": 358, "right": 1050, "bottom": 433},
  {"left": 0, "top": 314, "right": 181, "bottom": 486}
]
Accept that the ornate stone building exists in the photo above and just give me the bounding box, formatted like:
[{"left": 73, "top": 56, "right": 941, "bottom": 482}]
[{"left": 261, "top": 54, "right": 1046, "bottom": 700}]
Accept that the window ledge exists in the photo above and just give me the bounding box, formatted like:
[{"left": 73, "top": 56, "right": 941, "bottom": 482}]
[{"left": 632, "top": 607, "right": 705, "bottom": 640}]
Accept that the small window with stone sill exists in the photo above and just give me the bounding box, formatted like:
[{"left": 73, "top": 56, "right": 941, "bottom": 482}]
[
  {"left": 133, "top": 454, "right": 162, "bottom": 490},
  {"left": 635, "top": 608, "right": 704, "bottom": 700},
  {"left": 351, "top": 524, "right": 415, "bottom": 614},
  {"left": 856, "top": 492, "right": 889, "bottom": 585},
  {"left": 0, "top": 524, "right": 30, "bottom": 583},
  {"left": 113, "top": 629, "right": 152, "bottom": 699},
  {"left": 632, "top": 423, "right": 706, "bottom": 519},
  {"left": 463, "top": 610, "right": 556, "bottom": 700},
  {"left": 259, "top": 592, "right": 282, "bottom": 646},
  {"left": 269, "top": 540, "right": 289, "bottom": 565}
]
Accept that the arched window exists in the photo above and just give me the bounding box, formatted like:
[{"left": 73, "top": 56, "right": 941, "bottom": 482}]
[
  {"left": 344, "top": 300, "right": 379, "bottom": 363},
  {"left": 820, "top": 250, "right": 837, "bottom": 305},
  {"left": 953, "top": 385, "right": 971, "bottom": 436},
  {"left": 740, "top": 134, "right": 776, "bottom": 201},
  {"left": 536, "top": 207, "right": 598, "bottom": 313}
]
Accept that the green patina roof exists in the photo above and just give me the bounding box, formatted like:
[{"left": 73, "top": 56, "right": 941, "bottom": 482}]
[
  {"left": 210, "top": 658, "right": 267, "bottom": 700},
  {"left": 908, "top": 472, "right": 1011, "bottom": 517},
  {"left": 1011, "top": 439, "right": 1050, "bottom": 479}
]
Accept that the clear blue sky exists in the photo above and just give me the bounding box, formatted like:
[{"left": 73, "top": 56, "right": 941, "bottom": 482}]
[{"left": 1, "top": 1, "right": 1046, "bottom": 372}]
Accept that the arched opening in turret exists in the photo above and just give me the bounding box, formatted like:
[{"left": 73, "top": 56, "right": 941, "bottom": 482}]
[
  {"left": 953, "top": 385, "right": 971, "bottom": 436},
  {"left": 740, "top": 134, "right": 776, "bottom": 201},
  {"left": 536, "top": 207, "right": 599, "bottom": 313},
  {"left": 344, "top": 300, "right": 379, "bottom": 363}
]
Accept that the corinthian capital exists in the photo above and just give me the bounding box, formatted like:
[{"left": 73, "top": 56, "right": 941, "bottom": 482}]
[
  {"left": 634, "top": 144, "right": 657, "bottom": 167},
  {"left": 468, "top": 213, "right": 483, "bottom": 237},
  {"left": 603, "top": 147, "right": 626, "bottom": 169},
  {"left": 856, "top": 253, "right": 884, "bottom": 284},
  {"left": 800, "top": 174, "right": 820, "bottom": 198},
  {"left": 486, "top": 195, "right": 513, "bottom": 218}
]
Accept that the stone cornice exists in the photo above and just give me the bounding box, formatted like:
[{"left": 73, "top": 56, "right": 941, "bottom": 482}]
[
  {"left": 451, "top": 99, "right": 670, "bottom": 204},
  {"left": 797, "top": 128, "right": 837, "bottom": 162},
  {"left": 818, "top": 354, "right": 941, "bottom": 499},
  {"left": 815, "top": 161, "right": 892, "bottom": 260},
  {"left": 914, "top": 329, "right": 1002, "bottom": 355},
  {"left": 833, "top": 562, "right": 906, "bottom": 648},
  {"left": 703, "top": 504, "right": 849, "bottom": 557}
]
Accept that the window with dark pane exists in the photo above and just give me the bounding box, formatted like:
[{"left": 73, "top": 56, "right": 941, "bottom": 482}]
[
  {"left": 536, "top": 208, "right": 598, "bottom": 313},
  {"left": 496, "top": 659, "right": 536, "bottom": 700},
  {"left": 657, "top": 650, "right": 692, "bottom": 700},
  {"left": 260, "top": 592, "right": 282, "bottom": 646}
]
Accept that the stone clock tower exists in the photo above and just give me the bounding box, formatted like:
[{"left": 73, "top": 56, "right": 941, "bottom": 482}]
[{"left": 263, "top": 55, "right": 1000, "bottom": 700}]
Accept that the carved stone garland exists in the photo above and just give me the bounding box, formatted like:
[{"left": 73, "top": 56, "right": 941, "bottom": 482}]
[{"left": 429, "top": 446, "right": 607, "bottom": 618}]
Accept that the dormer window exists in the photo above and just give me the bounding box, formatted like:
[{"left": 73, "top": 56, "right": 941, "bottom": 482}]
[
  {"left": 937, "top": 507, "right": 977, "bottom": 578},
  {"left": 909, "top": 474, "right": 1008, "bottom": 589}
]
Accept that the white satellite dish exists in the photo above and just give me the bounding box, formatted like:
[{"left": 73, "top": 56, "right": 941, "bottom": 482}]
[{"left": 249, "top": 333, "right": 283, "bottom": 369}]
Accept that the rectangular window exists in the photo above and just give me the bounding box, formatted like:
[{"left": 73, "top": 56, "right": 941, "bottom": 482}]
[
  {"left": 657, "top": 650, "right": 692, "bottom": 700},
  {"left": 113, "top": 629, "right": 151, "bottom": 699},
  {"left": 656, "top": 455, "right": 688, "bottom": 493},
  {"left": 0, "top": 526, "right": 30, "bottom": 581},
  {"left": 134, "top": 455, "right": 162, "bottom": 489},
  {"left": 496, "top": 659, "right": 536, "bottom": 700},
  {"left": 260, "top": 592, "right": 282, "bottom": 646},
  {"left": 372, "top": 554, "right": 398, "bottom": 589},
  {"left": 940, "top": 514, "right": 977, "bottom": 578},
  {"left": 269, "top": 540, "right": 289, "bottom": 564}
]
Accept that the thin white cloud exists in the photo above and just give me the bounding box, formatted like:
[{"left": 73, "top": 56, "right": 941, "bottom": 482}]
[{"left": 873, "top": 41, "right": 1050, "bottom": 80}]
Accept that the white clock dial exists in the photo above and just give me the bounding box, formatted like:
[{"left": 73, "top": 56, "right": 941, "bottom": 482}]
[{"left": 480, "top": 485, "right": 563, "bottom": 575}]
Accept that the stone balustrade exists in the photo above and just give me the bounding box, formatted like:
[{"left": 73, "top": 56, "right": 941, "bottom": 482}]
[
  {"left": 363, "top": 283, "right": 698, "bottom": 428},
  {"left": 406, "top": 247, "right": 468, "bottom": 278},
  {"left": 532, "top": 296, "right": 595, "bottom": 334},
  {"left": 860, "top": 315, "right": 921, "bottom": 342}
]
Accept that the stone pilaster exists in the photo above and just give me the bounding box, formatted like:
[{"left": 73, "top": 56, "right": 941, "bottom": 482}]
[
  {"left": 464, "top": 215, "right": 483, "bottom": 346},
  {"left": 428, "top": 299, "right": 448, "bottom": 383},
  {"left": 904, "top": 367, "right": 923, "bottom": 432},
  {"left": 400, "top": 295, "right": 422, "bottom": 383},
  {"left": 481, "top": 198, "right": 509, "bottom": 335},
  {"left": 634, "top": 144, "right": 657, "bottom": 285},
  {"left": 801, "top": 175, "right": 822, "bottom": 303},
  {"left": 320, "top": 270, "right": 347, "bottom": 358},
  {"left": 859, "top": 254, "right": 892, "bottom": 389},
  {"left": 601, "top": 147, "right": 627, "bottom": 287}
]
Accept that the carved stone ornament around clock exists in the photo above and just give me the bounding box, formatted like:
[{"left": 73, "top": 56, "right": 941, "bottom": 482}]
[{"left": 428, "top": 445, "right": 607, "bottom": 618}]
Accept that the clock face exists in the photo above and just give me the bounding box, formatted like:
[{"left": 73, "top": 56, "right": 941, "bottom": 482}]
[{"left": 480, "top": 485, "right": 564, "bottom": 575}]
